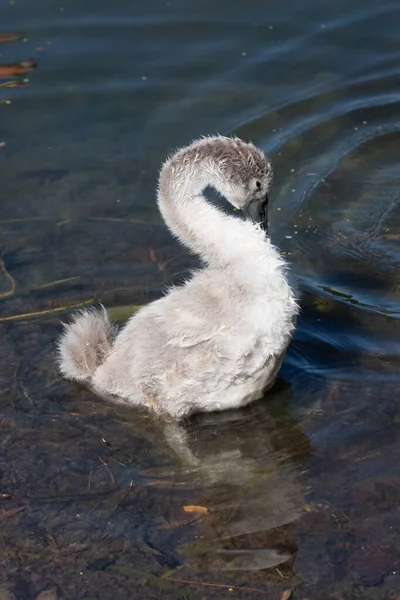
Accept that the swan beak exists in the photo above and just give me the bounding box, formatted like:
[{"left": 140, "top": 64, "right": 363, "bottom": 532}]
[{"left": 243, "top": 194, "right": 269, "bottom": 232}]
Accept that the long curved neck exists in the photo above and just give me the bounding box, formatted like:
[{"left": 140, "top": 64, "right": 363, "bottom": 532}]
[{"left": 157, "top": 148, "right": 267, "bottom": 269}]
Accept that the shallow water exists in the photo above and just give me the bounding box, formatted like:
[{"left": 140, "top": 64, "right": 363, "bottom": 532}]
[{"left": 0, "top": 0, "right": 399, "bottom": 598}]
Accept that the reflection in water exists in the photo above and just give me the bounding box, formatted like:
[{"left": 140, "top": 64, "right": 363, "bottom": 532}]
[{"left": 144, "top": 381, "right": 312, "bottom": 579}]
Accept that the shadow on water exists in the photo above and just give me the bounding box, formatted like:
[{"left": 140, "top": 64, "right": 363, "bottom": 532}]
[{"left": 0, "top": 0, "right": 400, "bottom": 598}]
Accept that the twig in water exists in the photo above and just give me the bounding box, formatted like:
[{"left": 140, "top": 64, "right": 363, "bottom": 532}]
[
  {"left": 113, "top": 480, "right": 134, "bottom": 512},
  {"left": 21, "top": 383, "right": 35, "bottom": 407},
  {"left": 87, "top": 469, "right": 93, "bottom": 492},
  {"left": 35, "top": 276, "right": 80, "bottom": 290},
  {"left": 99, "top": 457, "right": 115, "bottom": 486},
  {"left": 0, "top": 506, "right": 25, "bottom": 521},
  {"left": 0, "top": 298, "right": 95, "bottom": 323},
  {"left": 166, "top": 577, "right": 265, "bottom": 594},
  {"left": 276, "top": 567, "right": 287, "bottom": 579},
  {"left": 0, "top": 258, "right": 15, "bottom": 298}
]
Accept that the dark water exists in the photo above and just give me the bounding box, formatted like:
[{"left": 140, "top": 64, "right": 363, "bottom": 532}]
[{"left": 0, "top": 0, "right": 399, "bottom": 598}]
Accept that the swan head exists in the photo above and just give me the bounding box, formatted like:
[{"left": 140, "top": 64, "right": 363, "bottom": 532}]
[
  {"left": 197, "top": 136, "right": 273, "bottom": 232},
  {"left": 160, "top": 135, "right": 273, "bottom": 231},
  {"left": 209, "top": 137, "right": 272, "bottom": 232}
]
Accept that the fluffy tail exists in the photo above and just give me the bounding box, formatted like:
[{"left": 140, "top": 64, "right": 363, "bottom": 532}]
[{"left": 57, "top": 306, "right": 117, "bottom": 383}]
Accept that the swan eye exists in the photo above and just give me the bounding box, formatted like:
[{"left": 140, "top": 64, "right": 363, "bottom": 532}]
[{"left": 256, "top": 181, "right": 261, "bottom": 189}]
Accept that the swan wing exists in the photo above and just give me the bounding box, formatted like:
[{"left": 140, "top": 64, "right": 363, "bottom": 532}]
[{"left": 165, "top": 308, "right": 227, "bottom": 348}]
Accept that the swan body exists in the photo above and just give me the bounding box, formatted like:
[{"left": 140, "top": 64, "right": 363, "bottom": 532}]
[{"left": 57, "top": 136, "right": 298, "bottom": 419}]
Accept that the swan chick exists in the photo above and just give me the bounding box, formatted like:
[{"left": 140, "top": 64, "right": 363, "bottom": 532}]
[{"left": 57, "top": 135, "right": 298, "bottom": 419}]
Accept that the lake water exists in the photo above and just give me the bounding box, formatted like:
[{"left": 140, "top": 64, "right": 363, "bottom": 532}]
[{"left": 0, "top": 0, "right": 399, "bottom": 598}]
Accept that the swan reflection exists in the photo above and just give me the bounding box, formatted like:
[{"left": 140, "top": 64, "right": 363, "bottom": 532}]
[{"left": 145, "top": 380, "right": 312, "bottom": 576}]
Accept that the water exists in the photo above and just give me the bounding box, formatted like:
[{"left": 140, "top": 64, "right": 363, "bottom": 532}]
[{"left": 0, "top": 0, "right": 399, "bottom": 598}]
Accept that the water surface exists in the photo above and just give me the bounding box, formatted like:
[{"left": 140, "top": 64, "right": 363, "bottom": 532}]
[{"left": 0, "top": 0, "right": 399, "bottom": 598}]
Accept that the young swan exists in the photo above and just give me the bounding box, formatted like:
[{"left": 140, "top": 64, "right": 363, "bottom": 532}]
[{"left": 57, "top": 136, "right": 298, "bottom": 419}]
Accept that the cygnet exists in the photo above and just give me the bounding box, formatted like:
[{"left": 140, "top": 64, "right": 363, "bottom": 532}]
[{"left": 57, "top": 135, "right": 298, "bottom": 419}]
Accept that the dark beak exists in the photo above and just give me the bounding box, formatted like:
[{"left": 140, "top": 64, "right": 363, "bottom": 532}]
[{"left": 243, "top": 194, "right": 269, "bottom": 232}]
